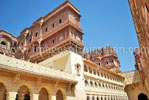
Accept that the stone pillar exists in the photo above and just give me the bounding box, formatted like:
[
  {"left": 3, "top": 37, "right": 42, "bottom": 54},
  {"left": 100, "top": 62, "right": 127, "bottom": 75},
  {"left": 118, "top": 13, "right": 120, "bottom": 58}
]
[
  {"left": 33, "top": 94, "right": 39, "bottom": 100},
  {"left": 24, "top": 34, "right": 27, "bottom": 47},
  {"left": 38, "top": 41, "right": 42, "bottom": 53},
  {"left": 20, "top": 93, "right": 25, "bottom": 100},
  {"left": 39, "top": 20, "right": 43, "bottom": 37},
  {"left": 8, "top": 92, "right": 17, "bottom": 100},
  {"left": 87, "top": 65, "right": 89, "bottom": 73},
  {"left": 51, "top": 95, "right": 56, "bottom": 100}
]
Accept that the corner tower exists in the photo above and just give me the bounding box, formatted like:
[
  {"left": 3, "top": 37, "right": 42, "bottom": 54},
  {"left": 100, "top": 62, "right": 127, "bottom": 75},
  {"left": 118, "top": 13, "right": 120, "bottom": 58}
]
[{"left": 84, "top": 47, "right": 121, "bottom": 73}]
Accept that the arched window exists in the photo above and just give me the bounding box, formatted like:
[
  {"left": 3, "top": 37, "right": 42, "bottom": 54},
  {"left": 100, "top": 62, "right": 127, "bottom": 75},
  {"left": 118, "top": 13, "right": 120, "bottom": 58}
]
[
  {"left": 59, "top": 19, "right": 62, "bottom": 24},
  {"left": 102, "top": 84, "right": 105, "bottom": 88},
  {"left": 17, "top": 85, "right": 30, "bottom": 100},
  {"left": 87, "top": 96, "right": 90, "bottom": 100},
  {"left": 35, "top": 32, "right": 38, "bottom": 37},
  {"left": 11, "top": 49, "right": 15, "bottom": 53},
  {"left": 34, "top": 46, "right": 37, "bottom": 53},
  {"left": 52, "top": 24, "right": 55, "bottom": 28},
  {"left": 97, "top": 97, "right": 99, "bottom": 100},
  {"left": 95, "top": 82, "right": 98, "bottom": 87},
  {"left": 45, "top": 28, "right": 48, "bottom": 32},
  {"left": 92, "top": 96, "right": 95, "bottom": 100},
  {"left": 1, "top": 41, "right": 7, "bottom": 49},
  {"left": 1, "top": 41, "right": 6, "bottom": 46},
  {"left": 101, "top": 97, "right": 103, "bottom": 100},
  {"left": 56, "top": 90, "right": 64, "bottom": 100},
  {"left": 90, "top": 81, "right": 93, "bottom": 87},
  {"left": 39, "top": 88, "right": 49, "bottom": 100},
  {"left": 85, "top": 80, "right": 88, "bottom": 86},
  {"left": 106, "top": 62, "right": 109, "bottom": 65}
]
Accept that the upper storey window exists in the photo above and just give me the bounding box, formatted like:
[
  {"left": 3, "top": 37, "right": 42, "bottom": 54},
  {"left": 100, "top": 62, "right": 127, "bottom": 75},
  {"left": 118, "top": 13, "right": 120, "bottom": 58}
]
[
  {"left": 52, "top": 24, "right": 55, "bottom": 28},
  {"left": 106, "top": 62, "right": 109, "bottom": 65},
  {"left": 11, "top": 49, "right": 15, "bottom": 53},
  {"left": 52, "top": 40, "right": 55, "bottom": 44},
  {"left": 35, "top": 32, "right": 38, "bottom": 37},
  {"left": 1, "top": 41, "right": 6, "bottom": 46},
  {"left": 59, "top": 19, "right": 62, "bottom": 24},
  {"left": 45, "top": 28, "right": 48, "bottom": 32},
  {"left": 34, "top": 46, "right": 37, "bottom": 53},
  {"left": 0, "top": 41, "right": 7, "bottom": 49}
]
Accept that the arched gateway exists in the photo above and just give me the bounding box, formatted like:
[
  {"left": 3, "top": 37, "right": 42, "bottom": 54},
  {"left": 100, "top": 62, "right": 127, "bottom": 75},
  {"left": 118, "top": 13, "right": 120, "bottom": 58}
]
[
  {"left": 39, "top": 88, "right": 49, "bottom": 100},
  {"left": 56, "top": 90, "right": 64, "bottom": 100},
  {"left": 17, "top": 85, "right": 31, "bottom": 100},
  {"left": 138, "top": 93, "right": 148, "bottom": 100}
]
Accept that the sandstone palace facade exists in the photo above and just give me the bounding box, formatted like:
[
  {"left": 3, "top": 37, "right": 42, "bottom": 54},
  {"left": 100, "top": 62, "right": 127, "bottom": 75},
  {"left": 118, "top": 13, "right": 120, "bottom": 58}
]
[{"left": 0, "top": 0, "right": 148, "bottom": 100}]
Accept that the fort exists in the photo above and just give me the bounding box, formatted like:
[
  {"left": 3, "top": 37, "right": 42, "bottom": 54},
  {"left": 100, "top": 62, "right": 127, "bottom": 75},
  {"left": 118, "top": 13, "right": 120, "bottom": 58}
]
[{"left": 0, "top": 0, "right": 148, "bottom": 100}]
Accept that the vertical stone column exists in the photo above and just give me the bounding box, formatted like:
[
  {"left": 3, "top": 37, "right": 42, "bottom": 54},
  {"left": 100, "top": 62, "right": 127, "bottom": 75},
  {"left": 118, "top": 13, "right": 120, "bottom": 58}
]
[
  {"left": 24, "top": 34, "right": 27, "bottom": 47},
  {"left": 8, "top": 92, "right": 17, "bottom": 100},
  {"left": 20, "top": 93, "right": 25, "bottom": 100},
  {"left": 33, "top": 94, "right": 39, "bottom": 100},
  {"left": 38, "top": 41, "right": 42, "bottom": 53},
  {"left": 87, "top": 65, "right": 89, "bottom": 73},
  {"left": 39, "top": 19, "right": 43, "bottom": 37},
  {"left": 51, "top": 95, "right": 56, "bottom": 100}
]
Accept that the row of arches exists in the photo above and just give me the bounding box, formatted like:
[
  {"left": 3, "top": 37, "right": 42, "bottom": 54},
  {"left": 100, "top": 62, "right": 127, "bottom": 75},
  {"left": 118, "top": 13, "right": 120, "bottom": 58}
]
[
  {"left": 84, "top": 64, "right": 122, "bottom": 83},
  {"left": 85, "top": 79, "right": 124, "bottom": 91},
  {"left": 0, "top": 82, "right": 65, "bottom": 100},
  {"left": 86, "top": 96, "right": 128, "bottom": 100}
]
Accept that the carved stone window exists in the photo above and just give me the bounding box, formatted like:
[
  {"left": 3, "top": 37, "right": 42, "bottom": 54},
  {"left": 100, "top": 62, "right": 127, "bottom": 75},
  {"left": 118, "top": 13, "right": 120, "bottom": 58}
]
[{"left": 75, "top": 63, "right": 81, "bottom": 76}]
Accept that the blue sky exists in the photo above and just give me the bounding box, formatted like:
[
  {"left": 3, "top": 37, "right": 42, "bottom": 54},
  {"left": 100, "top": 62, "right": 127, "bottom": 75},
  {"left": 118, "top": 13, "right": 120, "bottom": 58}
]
[{"left": 0, "top": 0, "right": 139, "bottom": 72}]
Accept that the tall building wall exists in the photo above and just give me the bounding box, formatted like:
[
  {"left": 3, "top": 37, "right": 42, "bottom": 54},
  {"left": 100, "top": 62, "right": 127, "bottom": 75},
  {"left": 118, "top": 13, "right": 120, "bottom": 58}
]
[{"left": 128, "top": 0, "right": 149, "bottom": 92}]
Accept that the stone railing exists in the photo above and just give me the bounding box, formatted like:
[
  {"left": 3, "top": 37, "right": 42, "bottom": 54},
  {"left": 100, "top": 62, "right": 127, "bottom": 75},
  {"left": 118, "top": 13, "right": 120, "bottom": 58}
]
[
  {"left": 84, "top": 72, "right": 124, "bottom": 86},
  {"left": 0, "top": 54, "right": 77, "bottom": 82},
  {"left": 121, "top": 70, "right": 142, "bottom": 85}
]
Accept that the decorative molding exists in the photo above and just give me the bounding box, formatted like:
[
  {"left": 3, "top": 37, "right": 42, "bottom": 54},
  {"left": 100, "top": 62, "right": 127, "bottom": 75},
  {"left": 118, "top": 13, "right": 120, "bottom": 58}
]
[{"left": 13, "top": 73, "right": 21, "bottom": 85}]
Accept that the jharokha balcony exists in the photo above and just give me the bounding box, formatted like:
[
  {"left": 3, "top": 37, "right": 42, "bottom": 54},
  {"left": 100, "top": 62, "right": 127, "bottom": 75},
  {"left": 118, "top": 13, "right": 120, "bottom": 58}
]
[{"left": 0, "top": 44, "right": 16, "bottom": 56}]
